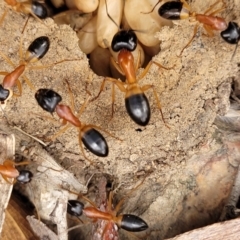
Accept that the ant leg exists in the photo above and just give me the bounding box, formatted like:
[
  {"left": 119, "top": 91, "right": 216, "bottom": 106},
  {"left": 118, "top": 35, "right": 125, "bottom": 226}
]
[
  {"left": 134, "top": 50, "right": 142, "bottom": 72},
  {"left": 49, "top": 124, "right": 71, "bottom": 141},
  {"left": 86, "top": 124, "right": 122, "bottom": 142},
  {"left": 180, "top": 0, "right": 192, "bottom": 11},
  {"left": 0, "top": 10, "right": 7, "bottom": 26},
  {"left": 142, "top": 84, "right": 170, "bottom": 128},
  {"left": 178, "top": 23, "right": 199, "bottom": 56},
  {"left": 12, "top": 79, "right": 22, "bottom": 97},
  {"left": 110, "top": 57, "right": 125, "bottom": 76},
  {"left": 137, "top": 60, "right": 174, "bottom": 82},
  {"left": 77, "top": 96, "right": 91, "bottom": 118},
  {"left": 78, "top": 132, "right": 95, "bottom": 165},
  {"left": 111, "top": 83, "right": 115, "bottom": 119},
  {"left": 22, "top": 74, "right": 35, "bottom": 90},
  {"left": 204, "top": 0, "right": 225, "bottom": 15},
  {"left": 141, "top": 0, "right": 162, "bottom": 14},
  {"left": 113, "top": 175, "right": 148, "bottom": 216},
  {"left": 2, "top": 175, "right": 13, "bottom": 184},
  {"left": 203, "top": 24, "right": 214, "bottom": 37},
  {"left": 0, "top": 51, "right": 16, "bottom": 68},
  {"left": 91, "top": 77, "right": 126, "bottom": 102},
  {"left": 27, "top": 59, "right": 82, "bottom": 71},
  {"left": 13, "top": 161, "right": 30, "bottom": 166}
]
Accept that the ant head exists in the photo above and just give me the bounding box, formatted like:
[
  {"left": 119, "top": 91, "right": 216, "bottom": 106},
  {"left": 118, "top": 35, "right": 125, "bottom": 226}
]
[
  {"left": 35, "top": 88, "right": 62, "bottom": 113},
  {"left": 111, "top": 30, "right": 137, "bottom": 52},
  {"left": 221, "top": 22, "right": 240, "bottom": 44},
  {"left": 26, "top": 36, "right": 50, "bottom": 63},
  {"left": 0, "top": 85, "right": 10, "bottom": 101},
  {"left": 67, "top": 200, "right": 84, "bottom": 217},
  {"left": 17, "top": 170, "right": 33, "bottom": 184}
]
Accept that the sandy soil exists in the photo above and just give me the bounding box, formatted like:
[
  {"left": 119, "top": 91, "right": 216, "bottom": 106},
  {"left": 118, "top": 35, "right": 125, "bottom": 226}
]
[{"left": 1, "top": 0, "right": 240, "bottom": 239}]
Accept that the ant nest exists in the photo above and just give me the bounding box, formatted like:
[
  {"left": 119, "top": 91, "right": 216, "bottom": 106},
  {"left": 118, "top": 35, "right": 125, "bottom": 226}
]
[{"left": 1, "top": 0, "right": 240, "bottom": 239}]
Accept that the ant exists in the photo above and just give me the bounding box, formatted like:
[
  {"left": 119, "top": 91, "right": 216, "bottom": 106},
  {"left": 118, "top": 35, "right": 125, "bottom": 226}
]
[
  {"left": 0, "top": 18, "right": 80, "bottom": 109},
  {"left": 0, "top": 159, "right": 30, "bottom": 184},
  {"left": 67, "top": 175, "right": 148, "bottom": 239},
  {"left": 92, "top": 0, "right": 173, "bottom": 126},
  {"left": 3, "top": 0, "right": 48, "bottom": 25},
  {"left": 93, "top": 30, "right": 173, "bottom": 126},
  {"left": 221, "top": 22, "right": 240, "bottom": 60},
  {"left": 157, "top": 0, "right": 228, "bottom": 55},
  {"left": 35, "top": 82, "right": 118, "bottom": 164}
]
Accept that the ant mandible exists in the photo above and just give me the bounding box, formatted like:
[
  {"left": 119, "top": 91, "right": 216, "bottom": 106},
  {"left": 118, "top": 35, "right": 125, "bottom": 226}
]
[
  {"left": 0, "top": 159, "right": 30, "bottom": 184},
  {"left": 67, "top": 176, "right": 148, "bottom": 239},
  {"left": 35, "top": 82, "right": 118, "bottom": 164},
  {"left": 93, "top": 29, "right": 173, "bottom": 126},
  {"left": 3, "top": 0, "right": 48, "bottom": 25},
  {"left": 221, "top": 22, "right": 240, "bottom": 60},
  {"left": 158, "top": 0, "right": 227, "bottom": 55}
]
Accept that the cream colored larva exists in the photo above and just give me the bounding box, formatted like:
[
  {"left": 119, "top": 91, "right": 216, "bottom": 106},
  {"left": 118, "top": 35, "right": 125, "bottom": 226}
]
[
  {"left": 124, "top": 0, "right": 171, "bottom": 47},
  {"left": 66, "top": 0, "right": 99, "bottom": 13},
  {"left": 97, "top": 0, "right": 124, "bottom": 48},
  {"left": 77, "top": 16, "right": 98, "bottom": 54}
]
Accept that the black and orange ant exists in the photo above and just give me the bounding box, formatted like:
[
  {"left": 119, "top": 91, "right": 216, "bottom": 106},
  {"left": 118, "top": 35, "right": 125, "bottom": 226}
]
[
  {"left": 67, "top": 176, "right": 148, "bottom": 239},
  {"left": 221, "top": 22, "right": 240, "bottom": 60},
  {"left": 35, "top": 83, "right": 119, "bottom": 163},
  {"left": 0, "top": 159, "right": 30, "bottom": 184},
  {"left": 158, "top": 0, "right": 228, "bottom": 55},
  {"left": 92, "top": 1, "right": 173, "bottom": 126},
  {"left": 3, "top": 0, "right": 48, "bottom": 25}
]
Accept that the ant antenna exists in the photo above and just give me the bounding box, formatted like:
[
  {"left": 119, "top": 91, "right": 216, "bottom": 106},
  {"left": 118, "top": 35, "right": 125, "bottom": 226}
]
[
  {"left": 104, "top": 0, "right": 120, "bottom": 31},
  {"left": 21, "top": 16, "right": 30, "bottom": 34},
  {"left": 0, "top": 104, "right": 10, "bottom": 125},
  {"left": 141, "top": 0, "right": 161, "bottom": 14},
  {"left": 231, "top": 42, "right": 239, "bottom": 61}
]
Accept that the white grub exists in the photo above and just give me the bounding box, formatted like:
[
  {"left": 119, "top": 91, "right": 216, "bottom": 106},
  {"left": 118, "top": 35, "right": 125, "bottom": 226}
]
[
  {"left": 97, "top": 0, "right": 124, "bottom": 48},
  {"left": 124, "top": 0, "right": 172, "bottom": 47},
  {"left": 77, "top": 16, "right": 98, "bottom": 54},
  {"left": 66, "top": 0, "right": 99, "bottom": 13}
]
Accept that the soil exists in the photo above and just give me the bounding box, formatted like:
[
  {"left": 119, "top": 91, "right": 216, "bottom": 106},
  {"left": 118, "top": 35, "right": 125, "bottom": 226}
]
[{"left": 1, "top": 0, "right": 240, "bottom": 239}]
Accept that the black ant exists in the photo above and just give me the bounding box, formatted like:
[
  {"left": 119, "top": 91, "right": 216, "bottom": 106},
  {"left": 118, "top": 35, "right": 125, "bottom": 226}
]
[
  {"left": 157, "top": 0, "right": 228, "bottom": 55},
  {"left": 67, "top": 176, "right": 148, "bottom": 239},
  {"left": 221, "top": 22, "right": 240, "bottom": 60},
  {"left": 3, "top": 0, "right": 48, "bottom": 25},
  {"left": 92, "top": 2, "right": 173, "bottom": 126},
  {"left": 34, "top": 83, "right": 119, "bottom": 164}
]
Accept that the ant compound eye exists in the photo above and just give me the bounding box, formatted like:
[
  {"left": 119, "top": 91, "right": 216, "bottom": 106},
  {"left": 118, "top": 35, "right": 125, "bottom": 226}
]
[
  {"left": 35, "top": 89, "right": 62, "bottom": 113},
  {"left": 67, "top": 200, "right": 84, "bottom": 217},
  {"left": 111, "top": 30, "right": 137, "bottom": 52},
  {"left": 17, "top": 170, "right": 33, "bottom": 184},
  {"left": 0, "top": 85, "right": 10, "bottom": 101}
]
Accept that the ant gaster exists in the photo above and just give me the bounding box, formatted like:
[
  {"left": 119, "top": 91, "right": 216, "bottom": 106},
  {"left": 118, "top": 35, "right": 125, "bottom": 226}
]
[
  {"left": 158, "top": 0, "right": 227, "bottom": 55},
  {"left": 35, "top": 85, "right": 115, "bottom": 164}
]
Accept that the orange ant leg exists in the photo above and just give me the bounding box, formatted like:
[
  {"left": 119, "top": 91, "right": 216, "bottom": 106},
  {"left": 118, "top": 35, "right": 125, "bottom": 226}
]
[
  {"left": 113, "top": 175, "right": 149, "bottom": 216},
  {"left": 178, "top": 23, "right": 199, "bottom": 56},
  {"left": 111, "top": 83, "right": 115, "bottom": 119},
  {"left": 137, "top": 60, "right": 174, "bottom": 81},
  {"left": 78, "top": 134, "right": 94, "bottom": 165},
  {"left": 48, "top": 124, "right": 71, "bottom": 142},
  {"left": 204, "top": 0, "right": 225, "bottom": 15},
  {"left": 141, "top": 84, "right": 169, "bottom": 128},
  {"left": 0, "top": 10, "right": 7, "bottom": 26},
  {"left": 85, "top": 124, "right": 122, "bottom": 142}
]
